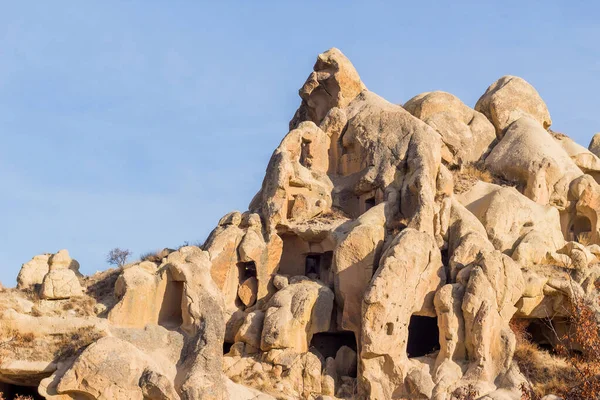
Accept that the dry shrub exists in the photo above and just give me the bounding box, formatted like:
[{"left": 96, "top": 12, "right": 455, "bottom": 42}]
[
  {"left": 140, "top": 248, "right": 174, "bottom": 264},
  {"left": 512, "top": 318, "right": 577, "bottom": 398},
  {"left": 513, "top": 288, "right": 600, "bottom": 399},
  {"left": 140, "top": 250, "right": 163, "bottom": 263},
  {"left": 553, "top": 294, "right": 600, "bottom": 399}
]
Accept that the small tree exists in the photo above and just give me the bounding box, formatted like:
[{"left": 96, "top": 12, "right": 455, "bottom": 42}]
[{"left": 106, "top": 248, "right": 131, "bottom": 267}]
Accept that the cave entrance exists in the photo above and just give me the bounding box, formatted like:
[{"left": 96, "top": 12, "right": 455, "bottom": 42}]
[
  {"left": 407, "top": 315, "right": 440, "bottom": 358},
  {"left": 238, "top": 261, "right": 257, "bottom": 282},
  {"left": 0, "top": 382, "right": 44, "bottom": 400},
  {"left": 519, "top": 317, "right": 571, "bottom": 353},
  {"left": 310, "top": 331, "right": 357, "bottom": 377},
  {"left": 572, "top": 216, "right": 592, "bottom": 243}
]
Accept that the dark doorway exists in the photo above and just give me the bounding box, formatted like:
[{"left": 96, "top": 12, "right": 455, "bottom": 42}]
[
  {"left": 305, "top": 254, "right": 321, "bottom": 277},
  {"left": 238, "top": 261, "right": 257, "bottom": 282},
  {"left": 300, "top": 139, "right": 312, "bottom": 168},
  {"left": 407, "top": 315, "right": 440, "bottom": 358},
  {"left": 365, "top": 197, "right": 376, "bottom": 211}
]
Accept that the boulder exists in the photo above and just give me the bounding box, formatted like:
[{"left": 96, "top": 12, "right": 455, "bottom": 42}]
[
  {"left": 234, "top": 310, "right": 264, "bottom": 349},
  {"left": 56, "top": 337, "right": 175, "bottom": 400},
  {"left": 334, "top": 345, "right": 357, "bottom": 378},
  {"left": 238, "top": 276, "right": 258, "bottom": 307},
  {"left": 475, "top": 75, "right": 552, "bottom": 136},
  {"left": 485, "top": 116, "right": 582, "bottom": 206},
  {"left": 404, "top": 91, "right": 496, "bottom": 165},
  {"left": 40, "top": 250, "right": 83, "bottom": 300},
  {"left": 261, "top": 278, "right": 334, "bottom": 352},
  {"left": 16, "top": 254, "right": 51, "bottom": 290}
]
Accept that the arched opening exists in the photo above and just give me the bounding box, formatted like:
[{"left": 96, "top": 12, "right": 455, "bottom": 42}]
[
  {"left": 0, "top": 382, "right": 44, "bottom": 400},
  {"left": 571, "top": 215, "right": 592, "bottom": 243},
  {"left": 407, "top": 315, "right": 440, "bottom": 358}
]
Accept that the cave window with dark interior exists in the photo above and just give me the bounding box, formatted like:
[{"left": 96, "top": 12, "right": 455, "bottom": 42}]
[
  {"left": 238, "top": 261, "right": 257, "bottom": 282},
  {"left": 300, "top": 138, "right": 312, "bottom": 168},
  {"left": 310, "top": 331, "right": 358, "bottom": 377},
  {"left": 305, "top": 254, "right": 321, "bottom": 278},
  {"left": 365, "top": 196, "right": 376, "bottom": 211},
  {"left": 407, "top": 315, "right": 440, "bottom": 358}
]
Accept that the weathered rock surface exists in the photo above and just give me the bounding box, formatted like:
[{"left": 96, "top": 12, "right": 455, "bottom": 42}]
[
  {"left": 475, "top": 75, "right": 552, "bottom": 136},
  {"left": 2, "top": 48, "right": 599, "bottom": 400}
]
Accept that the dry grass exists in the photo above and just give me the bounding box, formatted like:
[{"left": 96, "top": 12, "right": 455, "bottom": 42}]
[
  {"left": 451, "top": 162, "right": 506, "bottom": 194},
  {"left": 511, "top": 319, "right": 579, "bottom": 398},
  {"left": 576, "top": 232, "right": 593, "bottom": 246},
  {"left": 0, "top": 326, "right": 105, "bottom": 363},
  {"left": 53, "top": 326, "right": 105, "bottom": 359},
  {"left": 61, "top": 295, "right": 96, "bottom": 316}
]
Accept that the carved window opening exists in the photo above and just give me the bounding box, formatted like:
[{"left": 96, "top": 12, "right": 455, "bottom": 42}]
[
  {"left": 407, "top": 315, "right": 440, "bottom": 358},
  {"left": 238, "top": 261, "right": 257, "bottom": 282},
  {"left": 305, "top": 254, "right": 321, "bottom": 277},
  {"left": 287, "top": 195, "right": 297, "bottom": 220},
  {"left": 300, "top": 138, "right": 312, "bottom": 168}
]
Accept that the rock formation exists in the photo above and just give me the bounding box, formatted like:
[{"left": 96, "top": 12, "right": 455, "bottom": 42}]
[{"left": 2, "top": 48, "right": 600, "bottom": 399}]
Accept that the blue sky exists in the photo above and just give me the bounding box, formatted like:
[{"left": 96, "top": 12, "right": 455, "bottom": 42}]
[{"left": 1, "top": 1, "right": 599, "bottom": 285}]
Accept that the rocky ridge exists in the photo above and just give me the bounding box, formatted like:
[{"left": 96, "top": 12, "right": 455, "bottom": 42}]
[{"left": 1, "top": 48, "right": 600, "bottom": 399}]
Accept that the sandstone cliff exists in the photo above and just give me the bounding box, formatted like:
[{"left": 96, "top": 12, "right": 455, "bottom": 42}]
[{"left": 1, "top": 48, "right": 600, "bottom": 400}]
